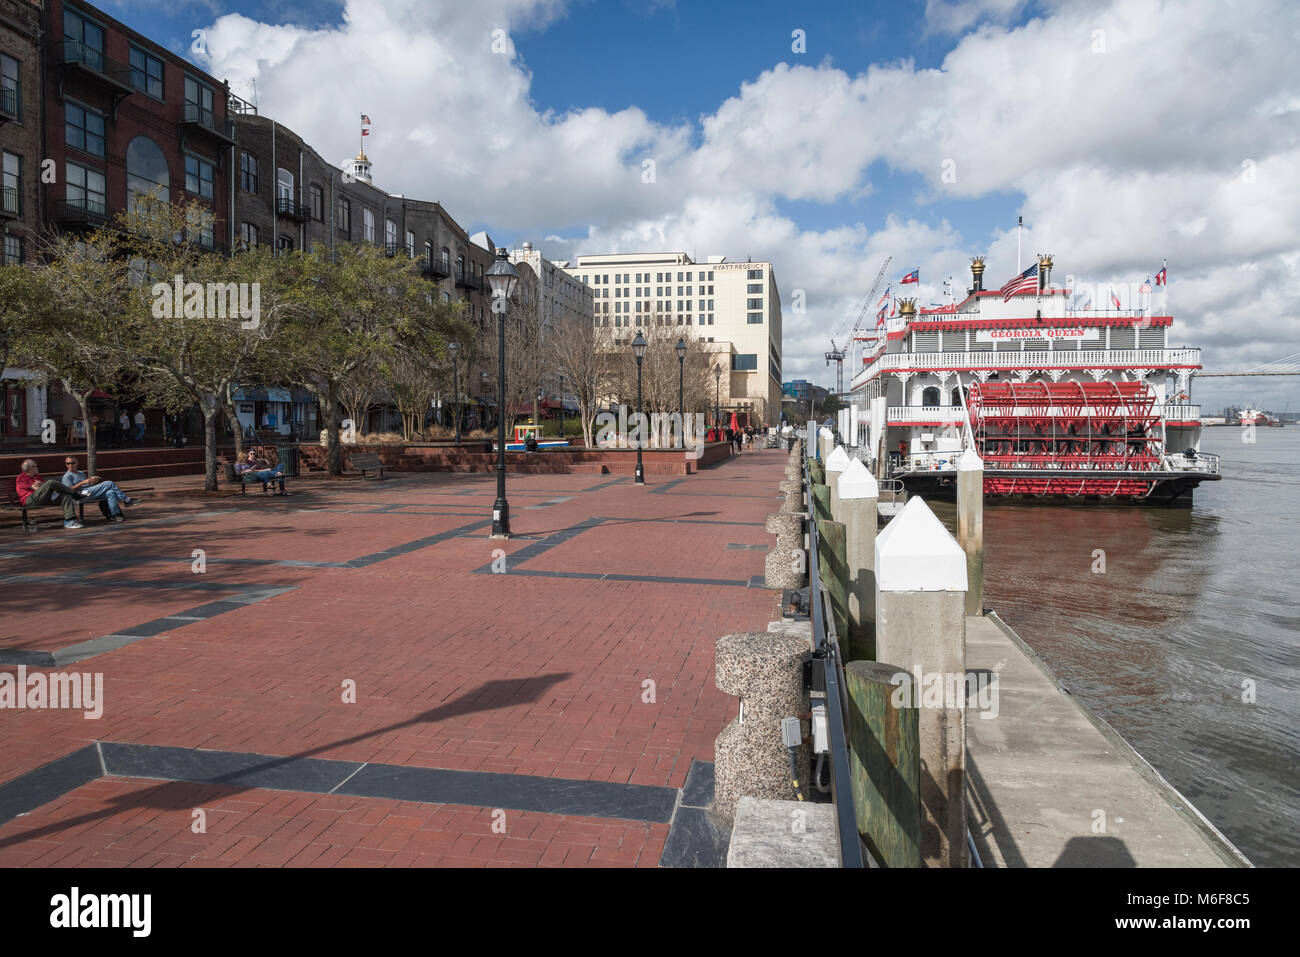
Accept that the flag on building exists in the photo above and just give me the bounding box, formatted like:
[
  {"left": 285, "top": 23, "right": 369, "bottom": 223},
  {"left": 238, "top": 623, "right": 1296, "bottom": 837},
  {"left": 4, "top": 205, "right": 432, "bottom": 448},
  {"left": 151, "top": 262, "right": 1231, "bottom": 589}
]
[
  {"left": 361, "top": 114, "right": 372, "bottom": 136},
  {"left": 1076, "top": 289, "right": 1093, "bottom": 310},
  {"left": 1111, "top": 290, "right": 1122, "bottom": 309},
  {"left": 1155, "top": 266, "right": 1167, "bottom": 286},
  {"left": 900, "top": 268, "right": 919, "bottom": 284},
  {"left": 1140, "top": 277, "right": 1152, "bottom": 293},
  {"left": 876, "top": 303, "right": 888, "bottom": 327},
  {"left": 876, "top": 285, "right": 890, "bottom": 309},
  {"left": 999, "top": 263, "right": 1039, "bottom": 301}
]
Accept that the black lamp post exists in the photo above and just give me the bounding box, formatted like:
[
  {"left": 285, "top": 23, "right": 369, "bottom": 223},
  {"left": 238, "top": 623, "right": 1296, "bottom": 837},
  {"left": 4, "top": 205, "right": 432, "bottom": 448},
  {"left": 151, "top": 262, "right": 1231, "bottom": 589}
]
[
  {"left": 632, "top": 331, "right": 647, "bottom": 485},
  {"left": 448, "top": 340, "right": 461, "bottom": 446},
  {"left": 675, "top": 337, "right": 686, "bottom": 434},
  {"left": 558, "top": 373, "right": 565, "bottom": 439},
  {"left": 486, "top": 248, "right": 519, "bottom": 538}
]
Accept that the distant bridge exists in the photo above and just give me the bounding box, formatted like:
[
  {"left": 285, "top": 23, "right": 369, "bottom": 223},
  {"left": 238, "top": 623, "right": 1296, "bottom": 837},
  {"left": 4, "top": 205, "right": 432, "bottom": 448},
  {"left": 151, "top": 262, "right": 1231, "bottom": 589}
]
[{"left": 1194, "top": 351, "right": 1300, "bottom": 377}]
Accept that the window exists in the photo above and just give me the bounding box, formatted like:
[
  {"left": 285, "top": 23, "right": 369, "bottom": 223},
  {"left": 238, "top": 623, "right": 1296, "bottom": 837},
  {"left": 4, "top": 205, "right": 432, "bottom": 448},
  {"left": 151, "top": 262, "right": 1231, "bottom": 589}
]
[
  {"left": 677, "top": 272, "right": 683, "bottom": 282},
  {"left": 708, "top": 299, "right": 714, "bottom": 310},
  {"left": 63, "top": 9, "right": 105, "bottom": 69},
  {"left": 185, "top": 155, "right": 214, "bottom": 200},
  {"left": 184, "top": 76, "right": 215, "bottom": 126},
  {"left": 65, "top": 161, "right": 106, "bottom": 215},
  {"left": 277, "top": 235, "right": 294, "bottom": 251},
  {"left": 456, "top": 253, "right": 465, "bottom": 279},
  {"left": 186, "top": 207, "right": 214, "bottom": 248},
  {"left": 129, "top": 47, "right": 164, "bottom": 99},
  {"left": 362, "top": 208, "right": 375, "bottom": 242},
  {"left": 240, "top": 152, "right": 259, "bottom": 193},
  {"left": 687, "top": 272, "right": 693, "bottom": 281},
  {"left": 747, "top": 283, "right": 763, "bottom": 293},
  {"left": 708, "top": 271, "right": 714, "bottom": 281},
  {"left": 747, "top": 269, "right": 762, "bottom": 279},
  {"left": 126, "top": 136, "right": 169, "bottom": 211},
  {"left": 337, "top": 197, "right": 351, "bottom": 234},
  {"left": 240, "top": 222, "right": 258, "bottom": 249},
  {"left": 310, "top": 184, "right": 324, "bottom": 221},
  {"left": 385, "top": 219, "right": 397, "bottom": 249},
  {"left": 277, "top": 167, "right": 294, "bottom": 202},
  {"left": 747, "top": 298, "right": 763, "bottom": 309},
  {"left": 406, "top": 230, "right": 416, "bottom": 258},
  {"left": 747, "top": 313, "right": 763, "bottom": 324},
  {"left": 1, "top": 54, "right": 20, "bottom": 118},
  {"left": 686, "top": 286, "right": 692, "bottom": 295},
  {"left": 733, "top": 354, "right": 757, "bottom": 371},
  {"left": 3, "top": 234, "right": 21, "bottom": 265},
  {"left": 424, "top": 241, "right": 432, "bottom": 266},
  {"left": 922, "top": 387, "right": 941, "bottom": 406},
  {"left": 1, "top": 152, "right": 20, "bottom": 217},
  {"left": 65, "top": 103, "right": 105, "bottom": 158}
]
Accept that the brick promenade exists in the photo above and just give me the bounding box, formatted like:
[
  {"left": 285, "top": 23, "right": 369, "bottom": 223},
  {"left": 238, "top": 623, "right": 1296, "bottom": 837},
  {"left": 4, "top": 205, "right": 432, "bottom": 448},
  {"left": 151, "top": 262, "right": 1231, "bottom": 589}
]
[{"left": 0, "top": 448, "right": 785, "bottom": 867}]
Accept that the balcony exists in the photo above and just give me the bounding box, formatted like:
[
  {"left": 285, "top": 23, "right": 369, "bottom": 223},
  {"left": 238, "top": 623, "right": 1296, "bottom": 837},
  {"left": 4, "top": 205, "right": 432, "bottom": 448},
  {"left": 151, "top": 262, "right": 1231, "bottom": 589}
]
[
  {"left": 0, "top": 185, "right": 17, "bottom": 221},
  {"left": 1154, "top": 404, "right": 1201, "bottom": 422},
  {"left": 181, "top": 103, "right": 237, "bottom": 147},
  {"left": 0, "top": 85, "right": 17, "bottom": 124},
  {"left": 275, "top": 196, "right": 310, "bottom": 222},
  {"left": 53, "top": 197, "right": 111, "bottom": 228},
  {"left": 59, "top": 40, "right": 134, "bottom": 96},
  {"left": 423, "top": 258, "right": 451, "bottom": 280},
  {"left": 887, "top": 406, "right": 968, "bottom": 425},
  {"left": 455, "top": 270, "right": 481, "bottom": 291},
  {"left": 383, "top": 241, "right": 404, "bottom": 258},
  {"left": 855, "top": 348, "right": 1202, "bottom": 389}
]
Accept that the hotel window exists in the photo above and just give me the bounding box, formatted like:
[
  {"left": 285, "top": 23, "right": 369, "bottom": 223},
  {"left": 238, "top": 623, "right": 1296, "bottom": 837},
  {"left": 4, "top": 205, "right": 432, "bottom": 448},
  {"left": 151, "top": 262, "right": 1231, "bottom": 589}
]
[
  {"left": 406, "top": 231, "right": 416, "bottom": 258},
  {"left": 2, "top": 54, "right": 21, "bottom": 118},
  {"left": 747, "top": 269, "right": 762, "bottom": 279},
  {"left": 656, "top": 272, "right": 663, "bottom": 281},
  {"left": 337, "top": 197, "right": 351, "bottom": 234},
  {"left": 686, "top": 286, "right": 692, "bottom": 295},
  {"left": 708, "top": 285, "right": 713, "bottom": 294},
  {"left": 185, "top": 155, "right": 214, "bottom": 200},
  {"left": 65, "top": 162, "right": 106, "bottom": 215},
  {"left": 698, "top": 301, "right": 705, "bottom": 312},
  {"left": 687, "top": 272, "right": 693, "bottom": 281},
  {"left": 240, "top": 222, "right": 258, "bottom": 250},
  {"left": 1, "top": 152, "right": 20, "bottom": 217},
  {"left": 310, "top": 184, "right": 324, "bottom": 221},
  {"left": 708, "top": 271, "right": 714, "bottom": 281},
  {"left": 362, "top": 208, "right": 375, "bottom": 242},
  {"left": 65, "top": 103, "right": 105, "bottom": 158},
  {"left": 240, "top": 152, "right": 259, "bottom": 193},
  {"left": 747, "top": 298, "right": 763, "bottom": 309},
  {"left": 733, "top": 354, "right": 758, "bottom": 371},
  {"left": 3, "top": 234, "right": 21, "bottom": 265},
  {"left": 747, "top": 283, "right": 763, "bottom": 293},
  {"left": 676, "top": 286, "right": 682, "bottom": 296},
  {"left": 708, "top": 299, "right": 714, "bottom": 310},
  {"left": 747, "top": 313, "right": 763, "bottom": 324},
  {"left": 129, "top": 47, "right": 164, "bottom": 99},
  {"left": 63, "top": 9, "right": 106, "bottom": 69},
  {"left": 677, "top": 272, "right": 683, "bottom": 282},
  {"left": 184, "top": 76, "right": 215, "bottom": 126}
]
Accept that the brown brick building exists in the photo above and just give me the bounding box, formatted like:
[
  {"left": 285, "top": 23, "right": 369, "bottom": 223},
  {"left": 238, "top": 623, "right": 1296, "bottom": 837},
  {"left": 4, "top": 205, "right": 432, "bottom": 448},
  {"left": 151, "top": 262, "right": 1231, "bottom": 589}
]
[{"left": 0, "top": 0, "right": 41, "bottom": 266}]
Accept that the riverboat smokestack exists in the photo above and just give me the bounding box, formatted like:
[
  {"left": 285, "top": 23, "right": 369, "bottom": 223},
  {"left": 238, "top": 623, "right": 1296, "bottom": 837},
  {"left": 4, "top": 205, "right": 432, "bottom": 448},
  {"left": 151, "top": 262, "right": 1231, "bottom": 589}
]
[
  {"left": 1038, "top": 253, "right": 1053, "bottom": 291},
  {"left": 970, "top": 256, "right": 985, "bottom": 293},
  {"left": 898, "top": 298, "right": 918, "bottom": 317}
]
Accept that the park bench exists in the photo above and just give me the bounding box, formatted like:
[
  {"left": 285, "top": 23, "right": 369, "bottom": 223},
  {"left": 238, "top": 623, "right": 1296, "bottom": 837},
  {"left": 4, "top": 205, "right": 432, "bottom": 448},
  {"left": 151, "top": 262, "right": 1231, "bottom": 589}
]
[
  {"left": 225, "top": 447, "right": 288, "bottom": 495},
  {"left": 349, "top": 452, "right": 386, "bottom": 480},
  {"left": 4, "top": 486, "right": 154, "bottom": 532}
]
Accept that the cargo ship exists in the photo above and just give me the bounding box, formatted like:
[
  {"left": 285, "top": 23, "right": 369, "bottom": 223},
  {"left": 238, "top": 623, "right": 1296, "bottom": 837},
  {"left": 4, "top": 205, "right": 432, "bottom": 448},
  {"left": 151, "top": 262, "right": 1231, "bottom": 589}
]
[{"left": 848, "top": 254, "right": 1221, "bottom": 506}]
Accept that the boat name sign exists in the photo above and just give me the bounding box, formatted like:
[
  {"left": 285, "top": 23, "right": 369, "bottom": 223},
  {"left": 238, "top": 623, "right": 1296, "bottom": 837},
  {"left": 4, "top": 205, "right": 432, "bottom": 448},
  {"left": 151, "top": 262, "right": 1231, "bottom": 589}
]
[{"left": 975, "top": 327, "right": 1101, "bottom": 343}]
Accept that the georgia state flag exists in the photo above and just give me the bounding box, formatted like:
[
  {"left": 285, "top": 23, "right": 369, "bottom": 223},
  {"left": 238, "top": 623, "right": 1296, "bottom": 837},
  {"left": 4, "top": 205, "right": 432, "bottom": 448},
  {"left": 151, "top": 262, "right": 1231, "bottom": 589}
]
[
  {"left": 900, "top": 268, "right": 919, "bottom": 284},
  {"left": 1155, "top": 267, "right": 1167, "bottom": 286}
]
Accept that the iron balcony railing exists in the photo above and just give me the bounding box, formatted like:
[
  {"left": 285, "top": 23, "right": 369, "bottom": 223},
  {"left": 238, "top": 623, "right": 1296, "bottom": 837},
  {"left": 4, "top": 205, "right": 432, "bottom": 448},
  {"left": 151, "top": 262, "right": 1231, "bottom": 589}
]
[
  {"left": 0, "top": 185, "right": 17, "bottom": 218},
  {"left": 275, "top": 196, "right": 310, "bottom": 222},
  {"left": 0, "top": 85, "right": 17, "bottom": 119},
  {"left": 384, "top": 241, "right": 404, "bottom": 258},
  {"left": 455, "top": 270, "right": 481, "bottom": 291},
  {"left": 181, "top": 103, "right": 237, "bottom": 144},
  {"left": 54, "top": 197, "right": 110, "bottom": 225},
  {"left": 803, "top": 457, "right": 866, "bottom": 868},
  {"left": 59, "top": 40, "right": 134, "bottom": 92},
  {"left": 424, "top": 258, "right": 452, "bottom": 280}
]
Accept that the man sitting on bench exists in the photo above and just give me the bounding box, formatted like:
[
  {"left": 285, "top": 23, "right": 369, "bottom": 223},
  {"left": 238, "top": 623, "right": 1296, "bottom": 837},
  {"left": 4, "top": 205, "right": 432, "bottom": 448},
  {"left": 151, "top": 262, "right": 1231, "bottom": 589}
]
[
  {"left": 14, "top": 459, "right": 84, "bottom": 529},
  {"left": 236, "top": 449, "right": 286, "bottom": 494},
  {"left": 61, "top": 456, "right": 138, "bottom": 523}
]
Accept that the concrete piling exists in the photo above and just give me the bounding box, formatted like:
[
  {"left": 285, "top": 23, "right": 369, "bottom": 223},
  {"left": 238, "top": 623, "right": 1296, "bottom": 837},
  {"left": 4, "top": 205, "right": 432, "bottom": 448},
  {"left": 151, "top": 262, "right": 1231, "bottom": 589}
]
[
  {"left": 825, "top": 445, "right": 850, "bottom": 518},
  {"left": 957, "top": 448, "right": 984, "bottom": 618},
  {"left": 874, "top": 497, "right": 969, "bottom": 867}
]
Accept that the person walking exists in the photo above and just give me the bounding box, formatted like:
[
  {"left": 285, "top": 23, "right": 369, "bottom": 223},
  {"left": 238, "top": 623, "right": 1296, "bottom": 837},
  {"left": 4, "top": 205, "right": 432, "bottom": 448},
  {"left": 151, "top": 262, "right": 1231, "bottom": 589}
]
[
  {"left": 14, "top": 459, "right": 83, "bottom": 529},
  {"left": 117, "top": 409, "right": 130, "bottom": 448},
  {"left": 134, "top": 409, "right": 146, "bottom": 444}
]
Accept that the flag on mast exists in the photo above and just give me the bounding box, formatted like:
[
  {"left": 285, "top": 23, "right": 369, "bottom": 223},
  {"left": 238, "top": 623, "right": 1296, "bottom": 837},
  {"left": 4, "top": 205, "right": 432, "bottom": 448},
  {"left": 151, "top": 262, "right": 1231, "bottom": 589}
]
[
  {"left": 1155, "top": 263, "right": 1167, "bottom": 285},
  {"left": 999, "top": 263, "right": 1039, "bottom": 301},
  {"left": 900, "top": 268, "right": 919, "bottom": 284},
  {"left": 361, "top": 114, "right": 372, "bottom": 136}
]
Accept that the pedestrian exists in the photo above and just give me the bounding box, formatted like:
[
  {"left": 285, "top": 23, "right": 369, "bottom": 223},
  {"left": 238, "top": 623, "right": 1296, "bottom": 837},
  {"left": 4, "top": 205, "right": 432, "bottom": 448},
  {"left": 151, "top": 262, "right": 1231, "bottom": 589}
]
[
  {"left": 134, "top": 409, "right": 146, "bottom": 444},
  {"left": 14, "top": 459, "right": 83, "bottom": 529},
  {"left": 117, "top": 409, "right": 130, "bottom": 448}
]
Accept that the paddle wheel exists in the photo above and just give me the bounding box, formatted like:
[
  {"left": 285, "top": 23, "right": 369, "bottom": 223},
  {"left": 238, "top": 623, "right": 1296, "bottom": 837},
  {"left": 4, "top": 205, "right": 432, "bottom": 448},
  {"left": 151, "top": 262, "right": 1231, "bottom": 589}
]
[{"left": 968, "top": 380, "right": 1164, "bottom": 498}]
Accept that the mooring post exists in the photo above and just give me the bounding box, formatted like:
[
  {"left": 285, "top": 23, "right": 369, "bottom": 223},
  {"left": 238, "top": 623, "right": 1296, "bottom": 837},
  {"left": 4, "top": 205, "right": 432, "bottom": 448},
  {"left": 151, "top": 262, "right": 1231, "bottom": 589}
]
[
  {"left": 957, "top": 448, "right": 984, "bottom": 618},
  {"left": 874, "top": 496, "right": 968, "bottom": 867},
  {"left": 825, "top": 444, "right": 850, "bottom": 517},
  {"left": 837, "top": 458, "right": 878, "bottom": 661}
]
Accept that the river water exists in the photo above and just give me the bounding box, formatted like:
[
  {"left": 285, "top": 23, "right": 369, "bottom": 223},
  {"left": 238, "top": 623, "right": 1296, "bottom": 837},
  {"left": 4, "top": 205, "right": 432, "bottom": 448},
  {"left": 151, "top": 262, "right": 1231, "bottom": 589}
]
[{"left": 936, "top": 426, "right": 1299, "bottom": 867}]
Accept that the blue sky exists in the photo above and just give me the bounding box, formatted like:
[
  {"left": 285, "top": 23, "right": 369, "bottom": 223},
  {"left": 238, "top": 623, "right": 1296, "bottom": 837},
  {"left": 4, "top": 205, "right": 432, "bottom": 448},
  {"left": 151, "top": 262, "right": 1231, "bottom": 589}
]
[{"left": 95, "top": 0, "right": 1300, "bottom": 411}]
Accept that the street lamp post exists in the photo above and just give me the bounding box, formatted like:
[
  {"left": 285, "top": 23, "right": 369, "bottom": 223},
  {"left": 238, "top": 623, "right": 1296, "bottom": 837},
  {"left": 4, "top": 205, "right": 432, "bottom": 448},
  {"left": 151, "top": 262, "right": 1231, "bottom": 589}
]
[
  {"left": 675, "top": 338, "right": 686, "bottom": 438},
  {"left": 558, "top": 373, "right": 565, "bottom": 439},
  {"left": 486, "top": 248, "right": 519, "bottom": 538},
  {"left": 632, "top": 331, "right": 647, "bottom": 485},
  {"left": 448, "top": 340, "right": 461, "bottom": 446}
]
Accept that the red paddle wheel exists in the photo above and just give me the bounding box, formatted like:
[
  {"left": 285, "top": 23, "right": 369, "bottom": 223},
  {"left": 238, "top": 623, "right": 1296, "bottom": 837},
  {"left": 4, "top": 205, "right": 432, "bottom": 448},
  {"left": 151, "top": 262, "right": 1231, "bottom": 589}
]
[{"left": 968, "top": 380, "right": 1164, "bottom": 498}]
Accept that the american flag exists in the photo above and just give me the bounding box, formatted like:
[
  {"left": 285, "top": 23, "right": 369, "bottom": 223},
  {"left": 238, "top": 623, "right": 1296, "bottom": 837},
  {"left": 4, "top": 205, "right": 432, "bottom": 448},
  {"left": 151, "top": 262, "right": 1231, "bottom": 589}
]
[
  {"left": 1111, "top": 290, "right": 1122, "bottom": 309},
  {"left": 876, "top": 303, "right": 888, "bottom": 327},
  {"left": 876, "top": 285, "right": 890, "bottom": 309},
  {"left": 1140, "top": 277, "right": 1152, "bottom": 293},
  {"left": 999, "top": 263, "right": 1039, "bottom": 301}
]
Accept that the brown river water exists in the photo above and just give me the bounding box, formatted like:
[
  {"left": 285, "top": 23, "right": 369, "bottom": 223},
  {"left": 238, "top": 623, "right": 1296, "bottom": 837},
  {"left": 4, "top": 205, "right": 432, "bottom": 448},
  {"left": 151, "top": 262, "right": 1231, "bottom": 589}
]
[{"left": 932, "top": 425, "right": 1299, "bottom": 867}]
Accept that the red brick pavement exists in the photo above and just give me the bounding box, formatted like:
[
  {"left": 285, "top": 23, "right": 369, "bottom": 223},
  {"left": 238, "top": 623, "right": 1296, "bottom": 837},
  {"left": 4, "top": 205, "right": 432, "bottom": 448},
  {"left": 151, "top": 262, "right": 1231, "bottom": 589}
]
[{"left": 0, "top": 449, "right": 788, "bottom": 867}]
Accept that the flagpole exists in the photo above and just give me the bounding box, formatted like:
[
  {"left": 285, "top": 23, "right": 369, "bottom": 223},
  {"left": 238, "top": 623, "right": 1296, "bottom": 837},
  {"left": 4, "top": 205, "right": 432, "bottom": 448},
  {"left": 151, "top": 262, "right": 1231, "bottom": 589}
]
[
  {"left": 1162, "top": 258, "right": 1168, "bottom": 315},
  {"left": 1016, "top": 215, "right": 1022, "bottom": 275}
]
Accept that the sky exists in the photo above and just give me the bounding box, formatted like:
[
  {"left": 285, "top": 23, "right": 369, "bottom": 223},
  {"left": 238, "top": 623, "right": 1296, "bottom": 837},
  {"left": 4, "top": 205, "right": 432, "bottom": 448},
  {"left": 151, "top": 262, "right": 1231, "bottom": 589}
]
[{"left": 101, "top": 0, "right": 1300, "bottom": 414}]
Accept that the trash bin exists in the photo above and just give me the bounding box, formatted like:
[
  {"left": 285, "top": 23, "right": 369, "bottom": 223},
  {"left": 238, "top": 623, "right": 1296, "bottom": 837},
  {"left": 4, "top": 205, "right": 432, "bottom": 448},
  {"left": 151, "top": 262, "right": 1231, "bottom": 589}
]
[
  {"left": 224, "top": 462, "right": 238, "bottom": 484},
  {"left": 276, "top": 444, "right": 300, "bottom": 477}
]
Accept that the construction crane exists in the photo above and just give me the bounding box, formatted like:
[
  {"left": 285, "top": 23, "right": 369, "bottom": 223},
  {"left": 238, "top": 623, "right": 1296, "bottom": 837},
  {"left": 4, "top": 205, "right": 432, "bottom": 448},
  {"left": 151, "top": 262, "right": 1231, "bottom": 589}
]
[{"left": 826, "top": 256, "right": 892, "bottom": 396}]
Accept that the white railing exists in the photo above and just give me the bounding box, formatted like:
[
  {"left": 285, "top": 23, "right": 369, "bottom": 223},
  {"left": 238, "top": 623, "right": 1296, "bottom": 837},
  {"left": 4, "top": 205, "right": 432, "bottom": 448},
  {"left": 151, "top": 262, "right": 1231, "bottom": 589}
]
[
  {"left": 854, "top": 348, "right": 1201, "bottom": 389},
  {"left": 887, "top": 406, "right": 967, "bottom": 423},
  {"left": 1154, "top": 404, "right": 1201, "bottom": 421},
  {"left": 1163, "top": 451, "right": 1221, "bottom": 474}
]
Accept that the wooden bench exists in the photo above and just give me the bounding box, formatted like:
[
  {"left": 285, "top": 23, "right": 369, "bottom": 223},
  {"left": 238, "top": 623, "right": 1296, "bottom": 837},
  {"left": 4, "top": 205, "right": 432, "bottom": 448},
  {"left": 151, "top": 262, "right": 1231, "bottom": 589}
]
[
  {"left": 227, "top": 447, "right": 289, "bottom": 495},
  {"left": 349, "top": 452, "right": 386, "bottom": 480}
]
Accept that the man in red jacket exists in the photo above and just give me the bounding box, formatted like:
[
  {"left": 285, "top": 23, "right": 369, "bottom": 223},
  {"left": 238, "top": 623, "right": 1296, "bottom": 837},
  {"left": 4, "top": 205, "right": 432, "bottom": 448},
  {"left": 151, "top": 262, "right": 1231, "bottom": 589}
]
[{"left": 14, "top": 459, "right": 83, "bottom": 529}]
